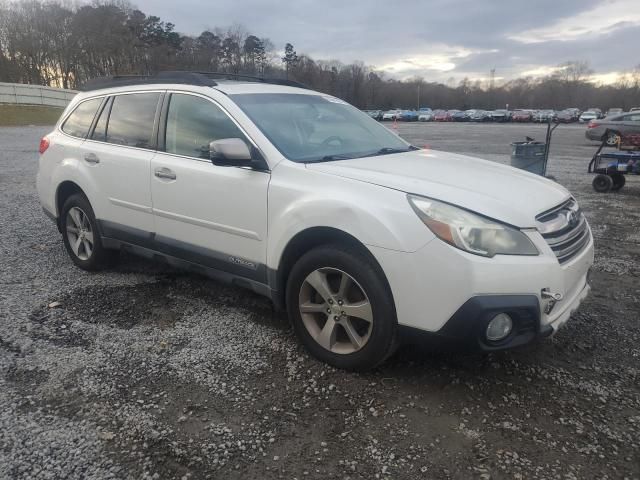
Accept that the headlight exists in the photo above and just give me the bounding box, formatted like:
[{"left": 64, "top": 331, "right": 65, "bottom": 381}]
[{"left": 408, "top": 195, "right": 538, "bottom": 257}]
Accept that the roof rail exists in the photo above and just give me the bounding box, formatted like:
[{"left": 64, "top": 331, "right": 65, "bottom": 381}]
[
  {"left": 80, "top": 71, "right": 218, "bottom": 91},
  {"left": 80, "top": 71, "right": 308, "bottom": 91},
  {"left": 192, "top": 71, "right": 309, "bottom": 89}
]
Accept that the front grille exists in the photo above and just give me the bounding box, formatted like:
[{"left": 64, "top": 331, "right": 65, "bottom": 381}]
[{"left": 536, "top": 198, "right": 591, "bottom": 264}]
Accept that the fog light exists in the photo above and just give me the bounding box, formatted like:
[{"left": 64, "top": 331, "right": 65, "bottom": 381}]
[{"left": 486, "top": 313, "right": 513, "bottom": 341}]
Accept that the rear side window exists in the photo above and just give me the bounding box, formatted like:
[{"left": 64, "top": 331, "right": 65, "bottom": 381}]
[
  {"left": 626, "top": 114, "right": 640, "bottom": 122},
  {"left": 61, "top": 98, "right": 102, "bottom": 138},
  {"left": 164, "top": 93, "right": 247, "bottom": 159},
  {"left": 106, "top": 93, "right": 160, "bottom": 149}
]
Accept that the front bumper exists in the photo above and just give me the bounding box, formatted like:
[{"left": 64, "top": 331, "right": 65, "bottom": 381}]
[
  {"left": 369, "top": 226, "right": 594, "bottom": 351},
  {"left": 399, "top": 278, "right": 590, "bottom": 352}
]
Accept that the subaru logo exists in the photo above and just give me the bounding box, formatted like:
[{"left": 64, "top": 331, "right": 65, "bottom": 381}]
[{"left": 565, "top": 210, "right": 579, "bottom": 228}]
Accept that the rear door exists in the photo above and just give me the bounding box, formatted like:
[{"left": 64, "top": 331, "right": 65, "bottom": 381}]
[
  {"left": 150, "top": 92, "right": 270, "bottom": 283},
  {"left": 83, "top": 91, "right": 162, "bottom": 238}
]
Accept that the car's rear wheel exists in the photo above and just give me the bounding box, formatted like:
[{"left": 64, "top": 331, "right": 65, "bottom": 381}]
[
  {"left": 286, "top": 245, "right": 398, "bottom": 371},
  {"left": 61, "top": 193, "right": 117, "bottom": 270},
  {"left": 592, "top": 174, "right": 613, "bottom": 193},
  {"left": 611, "top": 173, "right": 626, "bottom": 191}
]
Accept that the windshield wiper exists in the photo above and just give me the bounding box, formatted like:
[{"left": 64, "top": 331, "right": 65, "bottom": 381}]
[
  {"left": 375, "top": 146, "right": 419, "bottom": 155},
  {"left": 304, "top": 154, "right": 355, "bottom": 163}
]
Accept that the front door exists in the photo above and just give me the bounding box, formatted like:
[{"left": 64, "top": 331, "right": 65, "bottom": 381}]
[{"left": 150, "top": 92, "right": 270, "bottom": 283}]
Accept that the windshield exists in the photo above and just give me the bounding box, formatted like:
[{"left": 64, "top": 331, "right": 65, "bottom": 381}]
[{"left": 230, "top": 93, "right": 412, "bottom": 162}]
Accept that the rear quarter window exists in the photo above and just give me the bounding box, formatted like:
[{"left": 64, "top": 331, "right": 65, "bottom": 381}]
[{"left": 61, "top": 98, "right": 102, "bottom": 138}]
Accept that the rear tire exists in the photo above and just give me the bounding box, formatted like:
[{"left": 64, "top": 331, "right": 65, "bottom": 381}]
[
  {"left": 592, "top": 174, "right": 613, "bottom": 193},
  {"left": 61, "top": 193, "right": 117, "bottom": 271},
  {"left": 286, "top": 244, "right": 398, "bottom": 371},
  {"left": 611, "top": 173, "right": 626, "bottom": 191}
]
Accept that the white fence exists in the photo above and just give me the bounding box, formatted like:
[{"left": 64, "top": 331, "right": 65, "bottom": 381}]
[{"left": 0, "top": 82, "right": 77, "bottom": 108}]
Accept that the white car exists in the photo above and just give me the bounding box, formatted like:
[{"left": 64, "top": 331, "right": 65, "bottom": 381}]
[
  {"left": 37, "top": 72, "right": 594, "bottom": 370},
  {"left": 382, "top": 109, "right": 402, "bottom": 121},
  {"left": 579, "top": 111, "right": 599, "bottom": 123},
  {"left": 418, "top": 112, "right": 433, "bottom": 122}
]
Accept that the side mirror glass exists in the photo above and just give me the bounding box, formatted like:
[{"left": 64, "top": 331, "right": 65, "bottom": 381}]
[{"left": 209, "top": 138, "right": 252, "bottom": 166}]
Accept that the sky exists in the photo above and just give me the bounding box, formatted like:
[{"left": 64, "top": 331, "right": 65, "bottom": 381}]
[{"left": 132, "top": 0, "right": 640, "bottom": 85}]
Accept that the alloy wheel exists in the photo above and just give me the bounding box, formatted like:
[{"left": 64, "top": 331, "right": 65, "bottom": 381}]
[
  {"left": 66, "top": 206, "right": 94, "bottom": 260},
  {"left": 606, "top": 133, "right": 620, "bottom": 146},
  {"left": 298, "top": 267, "right": 373, "bottom": 354}
]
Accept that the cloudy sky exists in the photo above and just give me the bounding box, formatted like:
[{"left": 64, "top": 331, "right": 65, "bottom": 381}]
[{"left": 134, "top": 0, "right": 640, "bottom": 84}]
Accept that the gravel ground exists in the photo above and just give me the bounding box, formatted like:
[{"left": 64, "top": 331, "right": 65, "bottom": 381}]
[{"left": 1, "top": 123, "right": 638, "bottom": 480}]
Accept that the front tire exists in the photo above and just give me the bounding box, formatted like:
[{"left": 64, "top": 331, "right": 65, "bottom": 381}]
[
  {"left": 286, "top": 244, "right": 398, "bottom": 371},
  {"left": 61, "top": 193, "right": 117, "bottom": 270}
]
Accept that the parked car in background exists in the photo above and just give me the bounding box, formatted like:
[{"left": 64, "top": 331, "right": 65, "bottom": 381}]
[
  {"left": 579, "top": 110, "right": 600, "bottom": 123},
  {"left": 364, "top": 110, "right": 383, "bottom": 121},
  {"left": 431, "top": 109, "right": 445, "bottom": 121},
  {"left": 469, "top": 110, "right": 492, "bottom": 122},
  {"left": 630, "top": 107, "right": 640, "bottom": 112},
  {"left": 452, "top": 110, "right": 470, "bottom": 121},
  {"left": 399, "top": 110, "right": 419, "bottom": 122},
  {"left": 556, "top": 110, "right": 575, "bottom": 123},
  {"left": 434, "top": 110, "right": 453, "bottom": 121},
  {"left": 490, "top": 109, "right": 511, "bottom": 122},
  {"left": 533, "top": 110, "right": 556, "bottom": 123},
  {"left": 512, "top": 110, "right": 533, "bottom": 122},
  {"left": 418, "top": 110, "right": 434, "bottom": 122},
  {"left": 566, "top": 108, "right": 582, "bottom": 121},
  {"left": 587, "top": 108, "right": 603, "bottom": 118},
  {"left": 585, "top": 112, "right": 640, "bottom": 145},
  {"left": 382, "top": 109, "right": 402, "bottom": 121},
  {"left": 605, "top": 108, "right": 623, "bottom": 117}
]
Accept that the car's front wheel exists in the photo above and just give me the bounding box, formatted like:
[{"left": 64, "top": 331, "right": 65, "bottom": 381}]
[
  {"left": 61, "top": 193, "right": 117, "bottom": 270},
  {"left": 286, "top": 245, "right": 398, "bottom": 371}
]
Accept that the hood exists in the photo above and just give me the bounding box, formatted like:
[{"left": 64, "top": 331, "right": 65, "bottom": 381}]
[{"left": 306, "top": 150, "right": 570, "bottom": 228}]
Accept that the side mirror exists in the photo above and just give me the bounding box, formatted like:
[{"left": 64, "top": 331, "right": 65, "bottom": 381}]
[{"left": 209, "top": 138, "right": 253, "bottom": 166}]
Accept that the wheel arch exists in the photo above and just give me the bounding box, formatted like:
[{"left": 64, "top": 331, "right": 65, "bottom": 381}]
[{"left": 272, "top": 226, "right": 395, "bottom": 312}]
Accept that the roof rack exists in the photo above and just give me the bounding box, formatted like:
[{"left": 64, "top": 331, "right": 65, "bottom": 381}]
[{"left": 80, "top": 71, "right": 308, "bottom": 91}]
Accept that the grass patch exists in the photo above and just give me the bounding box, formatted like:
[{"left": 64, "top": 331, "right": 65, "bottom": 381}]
[{"left": 0, "top": 104, "right": 64, "bottom": 126}]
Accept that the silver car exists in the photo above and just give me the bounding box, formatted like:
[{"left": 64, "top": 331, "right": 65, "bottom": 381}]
[{"left": 585, "top": 112, "right": 640, "bottom": 145}]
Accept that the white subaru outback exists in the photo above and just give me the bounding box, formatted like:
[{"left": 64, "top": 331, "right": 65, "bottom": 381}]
[{"left": 37, "top": 72, "right": 594, "bottom": 370}]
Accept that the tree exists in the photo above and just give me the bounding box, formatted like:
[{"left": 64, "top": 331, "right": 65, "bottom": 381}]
[{"left": 282, "top": 42, "right": 298, "bottom": 79}]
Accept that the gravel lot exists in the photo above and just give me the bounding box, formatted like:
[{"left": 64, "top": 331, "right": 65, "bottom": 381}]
[{"left": 1, "top": 122, "right": 638, "bottom": 480}]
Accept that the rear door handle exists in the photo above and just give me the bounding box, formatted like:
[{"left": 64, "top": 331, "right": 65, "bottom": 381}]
[
  {"left": 154, "top": 167, "right": 176, "bottom": 180},
  {"left": 84, "top": 152, "right": 100, "bottom": 164}
]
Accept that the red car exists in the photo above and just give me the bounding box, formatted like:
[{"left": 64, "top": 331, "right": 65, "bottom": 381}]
[
  {"left": 512, "top": 110, "right": 533, "bottom": 122},
  {"left": 434, "top": 110, "right": 454, "bottom": 121}
]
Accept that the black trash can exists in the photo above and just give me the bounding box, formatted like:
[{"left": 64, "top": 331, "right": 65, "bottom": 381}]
[{"left": 510, "top": 142, "right": 547, "bottom": 175}]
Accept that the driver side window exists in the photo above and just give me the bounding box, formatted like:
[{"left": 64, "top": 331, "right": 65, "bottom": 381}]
[{"left": 164, "top": 93, "right": 247, "bottom": 159}]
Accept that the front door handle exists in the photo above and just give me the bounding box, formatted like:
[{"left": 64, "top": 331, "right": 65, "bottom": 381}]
[
  {"left": 154, "top": 167, "right": 176, "bottom": 180},
  {"left": 84, "top": 152, "right": 100, "bottom": 164}
]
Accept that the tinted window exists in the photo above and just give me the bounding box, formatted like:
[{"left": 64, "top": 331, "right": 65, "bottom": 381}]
[
  {"left": 625, "top": 114, "right": 640, "bottom": 122},
  {"left": 91, "top": 97, "right": 111, "bottom": 142},
  {"left": 106, "top": 93, "right": 160, "bottom": 148},
  {"left": 165, "top": 94, "right": 247, "bottom": 159},
  {"left": 61, "top": 98, "right": 102, "bottom": 138}
]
